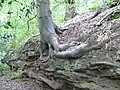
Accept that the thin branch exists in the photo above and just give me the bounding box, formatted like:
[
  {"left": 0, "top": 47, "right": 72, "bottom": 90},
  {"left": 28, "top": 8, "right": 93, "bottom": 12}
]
[{"left": 27, "top": 15, "right": 37, "bottom": 31}]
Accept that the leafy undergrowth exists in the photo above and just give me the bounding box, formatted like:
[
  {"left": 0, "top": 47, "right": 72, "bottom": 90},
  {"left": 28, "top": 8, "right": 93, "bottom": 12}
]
[{"left": 0, "top": 63, "right": 23, "bottom": 80}]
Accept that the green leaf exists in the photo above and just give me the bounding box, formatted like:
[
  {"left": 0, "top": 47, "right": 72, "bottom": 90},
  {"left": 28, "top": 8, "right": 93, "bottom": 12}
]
[
  {"left": 0, "top": 2, "right": 2, "bottom": 7},
  {"left": 3, "top": 25, "right": 9, "bottom": 29},
  {"left": 8, "top": 1, "right": 12, "bottom": 4},
  {"left": 1, "top": 0, "right": 4, "bottom": 3}
]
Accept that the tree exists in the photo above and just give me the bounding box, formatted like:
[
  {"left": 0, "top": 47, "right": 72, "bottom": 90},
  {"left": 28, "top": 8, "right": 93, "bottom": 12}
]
[
  {"left": 36, "top": 0, "right": 59, "bottom": 61},
  {"left": 64, "top": 0, "right": 78, "bottom": 20},
  {"left": 36, "top": 0, "right": 75, "bottom": 62}
]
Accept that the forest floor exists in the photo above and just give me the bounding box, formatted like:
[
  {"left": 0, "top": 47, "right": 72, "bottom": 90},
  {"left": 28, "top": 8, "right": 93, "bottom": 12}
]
[{"left": 0, "top": 69, "right": 42, "bottom": 90}]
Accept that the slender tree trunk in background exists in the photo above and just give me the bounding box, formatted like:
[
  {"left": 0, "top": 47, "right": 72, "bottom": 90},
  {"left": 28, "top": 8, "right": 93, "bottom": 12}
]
[
  {"left": 64, "top": 0, "right": 78, "bottom": 21},
  {"left": 36, "top": 0, "right": 59, "bottom": 61}
]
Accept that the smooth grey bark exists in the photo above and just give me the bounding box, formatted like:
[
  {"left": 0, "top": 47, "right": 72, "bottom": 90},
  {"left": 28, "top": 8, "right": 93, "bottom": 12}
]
[{"left": 36, "top": 0, "right": 59, "bottom": 59}]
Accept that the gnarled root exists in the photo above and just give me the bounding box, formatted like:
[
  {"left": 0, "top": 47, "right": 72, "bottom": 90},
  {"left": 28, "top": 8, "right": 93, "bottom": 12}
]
[
  {"left": 55, "top": 34, "right": 120, "bottom": 59},
  {"left": 39, "top": 43, "right": 75, "bottom": 62},
  {"left": 39, "top": 42, "right": 54, "bottom": 63}
]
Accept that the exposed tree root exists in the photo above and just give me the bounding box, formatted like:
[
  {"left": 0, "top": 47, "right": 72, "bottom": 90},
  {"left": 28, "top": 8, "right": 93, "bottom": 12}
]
[
  {"left": 53, "top": 23, "right": 63, "bottom": 34},
  {"left": 96, "top": 11, "right": 113, "bottom": 26},
  {"left": 53, "top": 5, "right": 120, "bottom": 59},
  {"left": 55, "top": 34, "right": 120, "bottom": 59}
]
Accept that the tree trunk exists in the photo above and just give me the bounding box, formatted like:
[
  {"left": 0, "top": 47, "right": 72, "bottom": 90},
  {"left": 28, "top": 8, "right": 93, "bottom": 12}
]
[
  {"left": 36, "top": 0, "right": 59, "bottom": 61},
  {"left": 64, "top": 0, "right": 78, "bottom": 21}
]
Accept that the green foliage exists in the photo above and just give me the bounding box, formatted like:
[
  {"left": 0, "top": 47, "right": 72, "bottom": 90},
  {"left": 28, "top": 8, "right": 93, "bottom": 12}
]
[
  {"left": 87, "top": 0, "right": 101, "bottom": 10},
  {"left": 0, "top": 62, "right": 9, "bottom": 71},
  {"left": 107, "top": 0, "right": 113, "bottom": 4},
  {"left": 112, "top": 12, "right": 120, "bottom": 19},
  {"left": 51, "top": 0, "right": 66, "bottom": 23},
  {"left": 0, "top": 0, "right": 37, "bottom": 59}
]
